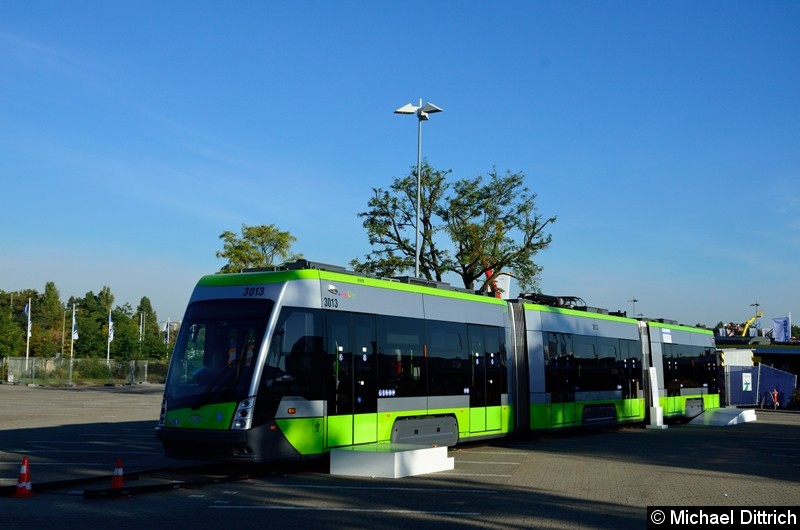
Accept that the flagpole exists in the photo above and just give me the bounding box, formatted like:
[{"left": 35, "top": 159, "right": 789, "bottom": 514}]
[
  {"left": 139, "top": 311, "right": 144, "bottom": 358},
  {"left": 25, "top": 297, "right": 31, "bottom": 372},
  {"left": 69, "top": 304, "right": 76, "bottom": 386},
  {"left": 61, "top": 309, "right": 66, "bottom": 357},
  {"left": 106, "top": 308, "right": 112, "bottom": 365}
]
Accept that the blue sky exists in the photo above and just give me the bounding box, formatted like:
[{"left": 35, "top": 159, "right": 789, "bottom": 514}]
[{"left": 1, "top": 1, "right": 798, "bottom": 330}]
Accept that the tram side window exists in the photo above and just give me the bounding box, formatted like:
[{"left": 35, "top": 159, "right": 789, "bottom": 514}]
[
  {"left": 618, "top": 338, "right": 641, "bottom": 399},
  {"left": 682, "top": 345, "right": 704, "bottom": 389},
  {"left": 663, "top": 344, "right": 683, "bottom": 389},
  {"left": 377, "top": 315, "right": 424, "bottom": 398},
  {"left": 544, "top": 331, "right": 574, "bottom": 402},
  {"left": 665, "top": 343, "right": 712, "bottom": 394},
  {"left": 327, "top": 312, "right": 353, "bottom": 415},
  {"left": 263, "top": 307, "right": 324, "bottom": 400},
  {"left": 426, "top": 321, "right": 469, "bottom": 396},
  {"left": 482, "top": 325, "right": 507, "bottom": 403},
  {"left": 573, "top": 337, "right": 598, "bottom": 391},
  {"left": 702, "top": 346, "right": 719, "bottom": 393},
  {"left": 352, "top": 313, "right": 378, "bottom": 414},
  {"left": 596, "top": 339, "right": 617, "bottom": 365},
  {"left": 574, "top": 337, "right": 625, "bottom": 392},
  {"left": 619, "top": 339, "right": 641, "bottom": 362},
  {"left": 574, "top": 337, "right": 596, "bottom": 359},
  {"left": 546, "top": 332, "right": 572, "bottom": 360},
  {"left": 468, "top": 325, "right": 486, "bottom": 405},
  {"left": 595, "top": 337, "right": 620, "bottom": 392}
]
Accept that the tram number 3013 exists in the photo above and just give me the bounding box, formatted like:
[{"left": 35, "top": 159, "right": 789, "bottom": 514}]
[
  {"left": 242, "top": 287, "right": 265, "bottom": 297},
  {"left": 323, "top": 297, "right": 339, "bottom": 309}
]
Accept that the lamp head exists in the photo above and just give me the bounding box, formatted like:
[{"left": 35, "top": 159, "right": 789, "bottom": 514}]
[
  {"left": 421, "top": 103, "right": 443, "bottom": 114},
  {"left": 394, "top": 103, "right": 418, "bottom": 115}
]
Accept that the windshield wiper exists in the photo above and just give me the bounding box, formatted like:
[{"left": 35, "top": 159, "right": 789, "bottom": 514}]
[{"left": 191, "top": 356, "right": 243, "bottom": 410}]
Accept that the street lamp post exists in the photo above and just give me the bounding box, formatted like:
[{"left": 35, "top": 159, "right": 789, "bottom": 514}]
[
  {"left": 629, "top": 298, "right": 638, "bottom": 318},
  {"left": 750, "top": 302, "right": 761, "bottom": 330},
  {"left": 69, "top": 303, "right": 78, "bottom": 387},
  {"left": 395, "top": 99, "right": 443, "bottom": 278}
]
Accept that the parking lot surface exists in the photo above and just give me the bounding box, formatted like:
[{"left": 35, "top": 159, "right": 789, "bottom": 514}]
[{"left": 1, "top": 384, "right": 798, "bottom": 529}]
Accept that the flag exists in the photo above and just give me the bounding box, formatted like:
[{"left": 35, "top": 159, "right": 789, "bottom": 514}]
[
  {"left": 772, "top": 317, "right": 790, "bottom": 342},
  {"left": 138, "top": 313, "right": 144, "bottom": 343},
  {"left": 163, "top": 318, "right": 170, "bottom": 344},
  {"left": 23, "top": 299, "right": 31, "bottom": 338},
  {"left": 71, "top": 306, "right": 79, "bottom": 340},
  {"left": 108, "top": 311, "right": 114, "bottom": 343}
]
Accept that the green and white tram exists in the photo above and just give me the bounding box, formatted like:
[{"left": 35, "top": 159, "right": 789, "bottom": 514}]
[
  {"left": 507, "top": 293, "right": 719, "bottom": 433},
  {"left": 645, "top": 320, "right": 720, "bottom": 419},
  {"left": 156, "top": 261, "right": 511, "bottom": 461},
  {"left": 508, "top": 294, "right": 647, "bottom": 431},
  {"left": 155, "top": 260, "right": 720, "bottom": 462}
]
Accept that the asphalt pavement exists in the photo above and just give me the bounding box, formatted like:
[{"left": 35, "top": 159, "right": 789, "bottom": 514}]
[{"left": 0, "top": 384, "right": 798, "bottom": 529}]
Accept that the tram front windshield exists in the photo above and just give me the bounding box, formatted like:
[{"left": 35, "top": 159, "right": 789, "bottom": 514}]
[{"left": 164, "top": 299, "right": 273, "bottom": 406}]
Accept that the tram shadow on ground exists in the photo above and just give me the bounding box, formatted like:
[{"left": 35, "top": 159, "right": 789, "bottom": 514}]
[
  {"left": 223, "top": 468, "right": 645, "bottom": 530},
  {"left": 229, "top": 413, "right": 799, "bottom": 529},
  {"left": 493, "top": 411, "right": 800, "bottom": 481}
]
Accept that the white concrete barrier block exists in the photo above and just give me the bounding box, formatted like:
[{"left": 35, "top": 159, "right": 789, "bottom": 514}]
[{"left": 330, "top": 443, "right": 454, "bottom": 478}]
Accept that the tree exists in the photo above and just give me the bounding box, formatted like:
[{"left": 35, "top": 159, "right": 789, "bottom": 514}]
[
  {"left": 134, "top": 297, "right": 168, "bottom": 359},
  {"left": 40, "top": 283, "right": 63, "bottom": 329},
  {"left": 11, "top": 288, "right": 42, "bottom": 358},
  {"left": 352, "top": 162, "right": 556, "bottom": 294},
  {"left": 0, "top": 306, "right": 24, "bottom": 358},
  {"left": 98, "top": 286, "right": 114, "bottom": 313},
  {"left": 353, "top": 162, "right": 452, "bottom": 279},
  {"left": 443, "top": 168, "right": 556, "bottom": 293},
  {"left": 72, "top": 291, "right": 105, "bottom": 358},
  {"left": 0, "top": 285, "right": 176, "bottom": 365},
  {"left": 38, "top": 282, "right": 65, "bottom": 356},
  {"left": 216, "top": 224, "right": 302, "bottom": 273}
]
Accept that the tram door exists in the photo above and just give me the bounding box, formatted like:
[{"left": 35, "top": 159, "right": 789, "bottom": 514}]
[
  {"left": 468, "top": 325, "right": 503, "bottom": 433},
  {"left": 326, "top": 312, "right": 377, "bottom": 447}
]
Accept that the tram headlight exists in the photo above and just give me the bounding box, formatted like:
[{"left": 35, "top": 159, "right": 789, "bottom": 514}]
[{"left": 231, "top": 397, "right": 256, "bottom": 430}]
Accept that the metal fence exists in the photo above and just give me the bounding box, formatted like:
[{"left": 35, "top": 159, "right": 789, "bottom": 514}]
[
  {"left": 724, "top": 363, "right": 797, "bottom": 408},
  {"left": 1, "top": 356, "right": 168, "bottom": 386}
]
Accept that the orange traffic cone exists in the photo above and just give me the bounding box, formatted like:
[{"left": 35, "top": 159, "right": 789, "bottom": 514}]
[
  {"left": 13, "top": 456, "right": 34, "bottom": 498},
  {"left": 111, "top": 457, "right": 124, "bottom": 489}
]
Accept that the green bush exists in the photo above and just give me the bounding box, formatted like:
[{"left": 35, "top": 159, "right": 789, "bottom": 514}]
[
  {"left": 78, "top": 358, "right": 112, "bottom": 380},
  {"left": 788, "top": 389, "right": 800, "bottom": 410}
]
